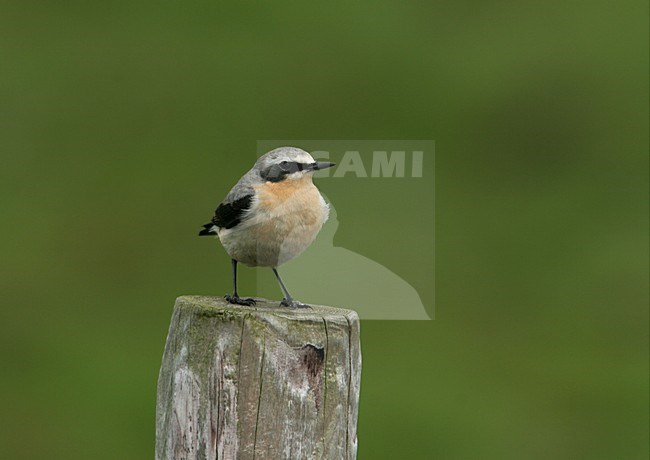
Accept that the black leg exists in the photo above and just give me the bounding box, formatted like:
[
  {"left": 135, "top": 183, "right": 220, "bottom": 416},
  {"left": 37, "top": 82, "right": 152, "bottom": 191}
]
[
  {"left": 231, "top": 258, "right": 239, "bottom": 297},
  {"left": 224, "top": 259, "right": 256, "bottom": 306},
  {"left": 272, "top": 268, "right": 310, "bottom": 309}
]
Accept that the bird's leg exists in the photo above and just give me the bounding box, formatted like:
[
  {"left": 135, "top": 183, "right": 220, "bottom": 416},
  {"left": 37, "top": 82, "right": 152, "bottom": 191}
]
[
  {"left": 272, "top": 268, "right": 310, "bottom": 309},
  {"left": 224, "top": 259, "right": 256, "bottom": 306}
]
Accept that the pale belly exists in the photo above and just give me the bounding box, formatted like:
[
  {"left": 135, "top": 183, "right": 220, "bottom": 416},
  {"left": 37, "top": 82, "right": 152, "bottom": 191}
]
[{"left": 218, "top": 181, "right": 329, "bottom": 267}]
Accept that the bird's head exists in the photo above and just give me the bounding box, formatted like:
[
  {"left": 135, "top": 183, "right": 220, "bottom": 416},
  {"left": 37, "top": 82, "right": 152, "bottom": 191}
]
[{"left": 256, "top": 147, "right": 335, "bottom": 183}]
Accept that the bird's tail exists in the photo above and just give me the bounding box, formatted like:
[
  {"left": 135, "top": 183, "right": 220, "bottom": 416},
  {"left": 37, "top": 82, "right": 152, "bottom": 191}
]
[{"left": 198, "top": 223, "right": 218, "bottom": 236}]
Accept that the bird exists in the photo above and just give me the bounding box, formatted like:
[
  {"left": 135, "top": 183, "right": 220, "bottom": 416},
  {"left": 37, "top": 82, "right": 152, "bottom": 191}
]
[{"left": 199, "top": 147, "right": 335, "bottom": 308}]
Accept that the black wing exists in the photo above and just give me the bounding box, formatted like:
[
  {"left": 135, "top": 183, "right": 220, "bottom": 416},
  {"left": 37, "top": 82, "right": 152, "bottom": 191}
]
[{"left": 212, "top": 194, "right": 253, "bottom": 230}]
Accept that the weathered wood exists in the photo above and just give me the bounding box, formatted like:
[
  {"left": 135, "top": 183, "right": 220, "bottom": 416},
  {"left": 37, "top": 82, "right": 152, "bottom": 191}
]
[{"left": 155, "top": 295, "right": 361, "bottom": 460}]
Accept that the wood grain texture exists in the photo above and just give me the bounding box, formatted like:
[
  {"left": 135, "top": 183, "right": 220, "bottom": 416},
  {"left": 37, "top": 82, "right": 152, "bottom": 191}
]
[{"left": 155, "top": 296, "right": 361, "bottom": 460}]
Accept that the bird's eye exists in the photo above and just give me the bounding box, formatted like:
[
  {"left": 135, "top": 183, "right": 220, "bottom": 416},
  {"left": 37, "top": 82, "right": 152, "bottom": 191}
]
[{"left": 280, "top": 161, "right": 289, "bottom": 166}]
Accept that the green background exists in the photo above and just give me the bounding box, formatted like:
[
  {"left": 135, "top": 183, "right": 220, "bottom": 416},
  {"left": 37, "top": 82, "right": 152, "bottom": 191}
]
[{"left": 1, "top": 1, "right": 647, "bottom": 459}]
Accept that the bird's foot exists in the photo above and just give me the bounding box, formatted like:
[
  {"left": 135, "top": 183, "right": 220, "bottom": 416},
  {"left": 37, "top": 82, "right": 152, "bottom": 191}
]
[
  {"left": 224, "top": 294, "right": 256, "bottom": 306},
  {"left": 280, "top": 298, "right": 311, "bottom": 309}
]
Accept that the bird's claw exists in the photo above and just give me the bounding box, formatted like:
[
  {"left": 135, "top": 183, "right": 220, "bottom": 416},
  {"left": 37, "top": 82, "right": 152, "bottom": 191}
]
[
  {"left": 280, "top": 298, "right": 311, "bottom": 309},
  {"left": 224, "top": 294, "right": 256, "bottom": 306}
]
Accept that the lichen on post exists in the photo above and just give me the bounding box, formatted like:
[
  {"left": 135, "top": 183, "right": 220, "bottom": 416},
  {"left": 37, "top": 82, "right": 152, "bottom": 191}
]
[{"left": 155, "top": 296, "right": 361, "bottom": 460}]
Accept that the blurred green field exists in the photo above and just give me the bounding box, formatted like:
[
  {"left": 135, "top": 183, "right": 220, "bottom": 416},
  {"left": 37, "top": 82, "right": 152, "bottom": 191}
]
[{"left": 0, "top": 1, "right": 647, "bottom": 459}]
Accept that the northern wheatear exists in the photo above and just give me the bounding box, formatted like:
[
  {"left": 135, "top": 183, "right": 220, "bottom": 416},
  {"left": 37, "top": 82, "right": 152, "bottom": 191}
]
[{"left": 199, "top": 147, "right": 335, "bottom": 308}]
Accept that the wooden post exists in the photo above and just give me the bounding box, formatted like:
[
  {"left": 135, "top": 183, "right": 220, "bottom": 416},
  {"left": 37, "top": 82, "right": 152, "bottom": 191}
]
[{"left": 155, "top": 296, "right": 361, "bottom": 460}]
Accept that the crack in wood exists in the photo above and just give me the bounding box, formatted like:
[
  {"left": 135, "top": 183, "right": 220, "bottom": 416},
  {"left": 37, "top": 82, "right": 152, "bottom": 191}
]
[
  {"left": 252, "top": 334, "right": 266, "bottom": 460},
  {"left": 344, "top": 314, "right": 353, "bottom": 460}
]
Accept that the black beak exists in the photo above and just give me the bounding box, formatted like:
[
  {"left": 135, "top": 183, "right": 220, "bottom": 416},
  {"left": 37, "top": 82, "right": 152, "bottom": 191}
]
[{"left": 308, "top": 162, "right": 336, "bottom": 171}]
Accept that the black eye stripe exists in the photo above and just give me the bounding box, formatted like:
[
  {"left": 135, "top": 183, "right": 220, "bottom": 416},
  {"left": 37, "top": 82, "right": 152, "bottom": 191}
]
[
  {"left": 280, "top": 161, "right": 305, "bottom": 171},
  {"left": 260, "top": 161, "right": 303, "bottom": 182}
]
